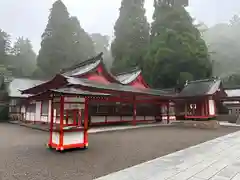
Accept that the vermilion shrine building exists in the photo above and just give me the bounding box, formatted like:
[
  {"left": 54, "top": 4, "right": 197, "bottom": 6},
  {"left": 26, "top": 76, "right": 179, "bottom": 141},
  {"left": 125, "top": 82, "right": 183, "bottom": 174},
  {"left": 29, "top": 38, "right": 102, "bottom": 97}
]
[
  {"left": 175, "top": 78, "right": 227, "bottom": 120},
  {"left": 9, "top": 53, "right": 175, "bottom": 126},
  {"left": 9, "top": 53, "right": 227, "bottom": 128},
  {"left": 8, "top": 53, "right": 228, "bottom": 151}
]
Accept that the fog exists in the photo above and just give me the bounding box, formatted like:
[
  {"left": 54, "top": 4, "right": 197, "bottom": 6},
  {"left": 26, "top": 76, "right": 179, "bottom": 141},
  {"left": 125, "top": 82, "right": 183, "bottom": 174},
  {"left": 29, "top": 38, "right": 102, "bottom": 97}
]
[{"left": 0, "top": 0, "right": 239, "bottom": 52}]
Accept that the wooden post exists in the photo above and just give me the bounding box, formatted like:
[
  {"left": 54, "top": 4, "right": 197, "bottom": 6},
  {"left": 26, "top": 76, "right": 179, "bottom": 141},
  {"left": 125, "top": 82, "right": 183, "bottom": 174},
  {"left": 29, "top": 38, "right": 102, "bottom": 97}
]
[
  {"left": 66, "top": 110, "right": 68, "bottom": 126},
  {"left": 184, "top": 103, "right": 187, "bottom": 117},
  {"left": 59, "top": 96, "right": 64, "bottom": 148},
  {"left": 132, "top": 96, "right": 137, "bottom": 126},
  {"left": 73, "top": 110, "right": 77, "bottom": 125},
  {"left": 205, "top": 98, "right": 209, "bottom": 116},
  {"left": 48, "top": 98, "right": 54, "bottom": 146},
  {"left": 78, "top": 110, "right": 81, "bottom": 126},
  {"left": 167, "top": 102, "right": 170, "bottom": 124},
  {"left": 83, "top": 97, "right": 89, "bottom": 147}
]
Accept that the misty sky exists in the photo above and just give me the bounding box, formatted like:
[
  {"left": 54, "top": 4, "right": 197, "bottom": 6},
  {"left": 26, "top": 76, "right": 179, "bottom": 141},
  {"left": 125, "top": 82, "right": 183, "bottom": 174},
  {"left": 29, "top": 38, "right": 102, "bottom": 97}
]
[{"left": 0, "top": 0, "right": 240, "bottom": 53}]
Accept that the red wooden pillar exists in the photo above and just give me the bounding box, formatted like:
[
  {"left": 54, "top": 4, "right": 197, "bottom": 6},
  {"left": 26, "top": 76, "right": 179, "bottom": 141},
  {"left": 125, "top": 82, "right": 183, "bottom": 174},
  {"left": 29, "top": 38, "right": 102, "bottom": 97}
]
[
  {"left": 25, "top": 104, "right": 27, "bottom": 123},
  {"left": 167, "top": 102, "right": 170, "bottom": 124},
  {"left": 72, "top": 110, "right": 76, "bottom": 125},
  {"left": 132, "top": 96, "right": 137, "bottom": 126},
  {"left": 48, "top": 99, "right": 54, "bottom": 146},
  {"left": 213, "top": 98, "right": 217, "bottom": 116},
  {"left": 66, "top": 110, "right": 69, "bottom": 125},
  {"left": 59, "top": 96, "right": 64, "bottom": 148},
  {"left": 40, "top": 101, "right": 43, "bottom": 117},
  {"left": 201, "top": 101, "right": 205, "bottom": 116},
  {"left": 84, "top": 97, "right": 89, "bottom": 147},
  {"left": 205, "top": 98, "right": 209, "bottom": 116},
  {"left": 78, "top": 110, "right": 81, "bottom": 126}
]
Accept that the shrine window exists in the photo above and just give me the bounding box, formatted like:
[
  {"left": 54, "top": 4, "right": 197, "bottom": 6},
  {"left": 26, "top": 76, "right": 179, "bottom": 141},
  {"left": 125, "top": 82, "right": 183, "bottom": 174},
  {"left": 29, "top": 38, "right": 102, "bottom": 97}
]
[
  {"left": 27, "top": 104, "right": 36, "bottom": 113},
  {"left": 41, "top": 101, "right": 49, "bottom": 115}
]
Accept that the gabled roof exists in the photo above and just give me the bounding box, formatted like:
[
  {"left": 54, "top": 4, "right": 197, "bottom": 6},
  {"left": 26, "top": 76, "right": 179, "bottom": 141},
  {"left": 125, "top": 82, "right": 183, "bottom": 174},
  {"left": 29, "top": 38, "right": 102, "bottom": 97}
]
[
  {"left": 21, "top": 74, "right": 175, "bottom": 98},
  {"left": 225, "top": 89, "right": 240, "bottom": 97},
  {"left": 60, "top": 52, "right": 103, "bottom": 77},
  {"left": 60, "top": 52, "right": 121, "bottom": 84},
  {"left": 51, "top": 87, "right": 109, "bottom": 96},
  {"left": 178, "top": 78, "right": 223, "bottom": 98},
  {"left": 114, "top": 67, "right": 142, "bottom": 85},
  {"left": 8, "top": 78, "right": 45, "bottom": 98},
  {"left": 66, "top": 76, "right": 173, "bottom": 98}
]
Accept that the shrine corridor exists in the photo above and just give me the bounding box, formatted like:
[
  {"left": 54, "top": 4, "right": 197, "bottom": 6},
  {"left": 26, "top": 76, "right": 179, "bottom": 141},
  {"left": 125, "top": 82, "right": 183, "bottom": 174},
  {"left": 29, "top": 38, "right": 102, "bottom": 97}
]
[{"left": 0, "top": 123, "right": 239, "bottom": 180}]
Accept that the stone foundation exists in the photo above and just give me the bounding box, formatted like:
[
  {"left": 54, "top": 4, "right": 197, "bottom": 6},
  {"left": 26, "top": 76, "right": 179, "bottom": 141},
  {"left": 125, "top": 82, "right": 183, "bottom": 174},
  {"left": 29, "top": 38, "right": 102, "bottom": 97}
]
[{"left": 172, "top": 120, "right": 220, "bottom": 129}]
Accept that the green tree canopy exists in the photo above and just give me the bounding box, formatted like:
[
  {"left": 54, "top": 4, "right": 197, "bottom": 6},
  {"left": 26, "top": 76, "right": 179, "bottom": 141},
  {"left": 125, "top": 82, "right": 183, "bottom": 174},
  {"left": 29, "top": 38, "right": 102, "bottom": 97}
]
[
  {"left": 0, "top": 29, "right": 11, "bottom": 64},
  {"left": 69, "top": 17, "right": 95, "bottom": 64},
  {"left": 37, "top": 0, "right": 95, "bottom": 77},
  {"left": 143, "top": 1, "right": 212, "bottom": 88},
  {"left": 111, "top": 0, "right": 150, "bottom": 72},
  {"left": 10, "top": 37, "right": 37, "bottom": 77}
]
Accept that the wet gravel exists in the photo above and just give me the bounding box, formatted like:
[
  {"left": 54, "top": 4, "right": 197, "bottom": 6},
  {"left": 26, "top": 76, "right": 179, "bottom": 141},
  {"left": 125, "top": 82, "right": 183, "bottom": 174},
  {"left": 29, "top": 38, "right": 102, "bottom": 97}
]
[{"left": 0, "top": 123, "right": 239, "bottom": 180}]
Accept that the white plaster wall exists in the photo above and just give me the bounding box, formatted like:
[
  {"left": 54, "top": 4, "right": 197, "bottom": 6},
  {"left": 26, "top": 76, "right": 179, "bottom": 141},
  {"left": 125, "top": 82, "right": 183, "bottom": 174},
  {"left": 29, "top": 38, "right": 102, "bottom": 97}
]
[
  {"left": 41, "top": 116, "right": 48, "bottom": 123},
  {"left": 145, "top": 116, "right": 155, "bottom": 120},
  {"left": 63, "top": 131, "right": 84, "bottom": 145},
  {"left": 21, "top": 106, "right": 26, "bottom": 119},
  {"left": 26, "top": 112, "right": 35, "bottom": 122},
  {"left": 136, "top": 116, "right": 145, "bottom": 121},
  {"left": 162, "top": 116, "right": 176, "bottom": 120},
  {"left": 209, "top": 99, "right": 215, "bottom": 116},
  {"left": 107, "top": 116, "right": 121, "bottom": 122},
  {"left": 35, "top": 101, "right": 41, "bottom": 121},
  {"left": 91, "top": 116, "right": 105, "bottom": 123},
  {"left": 52, "top": 132, "right": 60, "bottom": 145},
  {"left": 48, "top": 100, "right": 52, "bottom": 122}
]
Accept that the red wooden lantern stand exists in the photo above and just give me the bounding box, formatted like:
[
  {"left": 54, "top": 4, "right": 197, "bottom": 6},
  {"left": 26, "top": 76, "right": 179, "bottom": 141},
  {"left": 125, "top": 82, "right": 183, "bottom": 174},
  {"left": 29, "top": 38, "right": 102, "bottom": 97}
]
[{"left": 47, "top": 95, "right": 89, "bottom": 151}]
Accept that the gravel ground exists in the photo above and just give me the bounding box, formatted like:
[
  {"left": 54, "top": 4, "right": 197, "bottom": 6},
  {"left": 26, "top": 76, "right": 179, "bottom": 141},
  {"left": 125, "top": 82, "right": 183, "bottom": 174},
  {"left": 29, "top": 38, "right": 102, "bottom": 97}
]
[{"left": 0, "top": 123, "right": 240, "bottom": 180}]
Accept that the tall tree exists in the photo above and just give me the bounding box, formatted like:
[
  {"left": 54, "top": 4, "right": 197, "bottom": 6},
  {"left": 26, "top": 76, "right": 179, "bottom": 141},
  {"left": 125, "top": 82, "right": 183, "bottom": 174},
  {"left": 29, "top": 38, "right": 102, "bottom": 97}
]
[
  {"left": 69, "top": 17, "right": 95, "bottom": 64},
  {"left": 111, "top": 0, "right": 149, "bottom": 72},
  {"left": 91, "top": 33, "right": 113, "bottom": 69},
  {"left": 37, "top": 0, "right": 95, "bottom": 77},
  {"left": 143, "top": 1, "right": 212, "bottom": 88},
  {"left": 11, "top": 37, "right": 36, "bottom": 77},
  {"left": 37, "top": 0, "right": 71, "bottom": 76},
  {"left": 0, "top": 29, "right": 11, "bottom": 64}
]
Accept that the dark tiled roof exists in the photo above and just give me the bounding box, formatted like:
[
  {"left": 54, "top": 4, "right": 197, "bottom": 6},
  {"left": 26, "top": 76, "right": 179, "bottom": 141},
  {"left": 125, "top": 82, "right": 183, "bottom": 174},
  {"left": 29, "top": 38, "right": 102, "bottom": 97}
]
[
  {"left": 8, "top": 78, "right": 45, "bottom": 98},
  {"left": 65, "top": 76, "right": 174, "bottom": 98},
  {"left": 115, "top": 69, "right": 141, "bottom": 84},
  {"left": 51, "top": 87, "right": 109, "bottom": 96},
  {"left": 60, "top": 52, "right": 103, "bottom": 77},
  {"left": 178, "top": 78, "right": 222, "bottom": 97},
  {"left": 113, "top": 66, "right": 140, "bottom": 76}
]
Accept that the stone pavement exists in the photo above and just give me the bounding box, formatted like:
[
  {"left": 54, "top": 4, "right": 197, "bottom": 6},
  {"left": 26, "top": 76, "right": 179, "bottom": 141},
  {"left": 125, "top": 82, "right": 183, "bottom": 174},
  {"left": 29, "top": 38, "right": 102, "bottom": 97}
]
[{"left": 95, "top": 130, "right": 240, "bottom": 180}]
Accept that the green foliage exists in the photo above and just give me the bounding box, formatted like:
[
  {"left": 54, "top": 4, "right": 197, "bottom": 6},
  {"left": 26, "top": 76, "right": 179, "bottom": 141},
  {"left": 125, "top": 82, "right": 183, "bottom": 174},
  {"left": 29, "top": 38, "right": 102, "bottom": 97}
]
[
  {"left": 143, "top": 2, "right": 212, "bottom": 88},
  {"left": 0, "top": 29, "right": 11, "bottom": 64},
  {"left": 37, "top": 0, "right": 95, "bottom": 77},
  {"left": 10, "top": 37, "right": 37, "bottom": 77},
  {"left": 111, "top": 0, "right": 150, "bottom": 72},
  {"left": 69, "top": 17, "right": 96, "bottom": 64},
  {"left": 91, "top": 33, "right": 113, "bottom": 69}
]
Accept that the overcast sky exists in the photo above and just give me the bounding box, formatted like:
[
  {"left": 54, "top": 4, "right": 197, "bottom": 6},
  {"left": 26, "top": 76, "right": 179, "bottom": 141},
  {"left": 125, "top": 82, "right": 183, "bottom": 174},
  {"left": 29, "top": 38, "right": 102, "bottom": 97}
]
[{"left": 0, "top": 0, "right": 239, "bottom": 53}]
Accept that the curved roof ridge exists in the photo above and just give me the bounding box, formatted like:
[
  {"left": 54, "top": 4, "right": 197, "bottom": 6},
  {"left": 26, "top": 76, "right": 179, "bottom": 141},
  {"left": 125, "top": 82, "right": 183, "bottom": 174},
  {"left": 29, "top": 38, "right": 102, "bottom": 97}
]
[
  {"left": 187, "top": 77, "right": 220, "bottom": 84},
  {"left": 113, "top": 66, "right": 141, "bottom": 76},
  {"left": 60, "top": 52, "right": 103, "bottom": 74}
]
